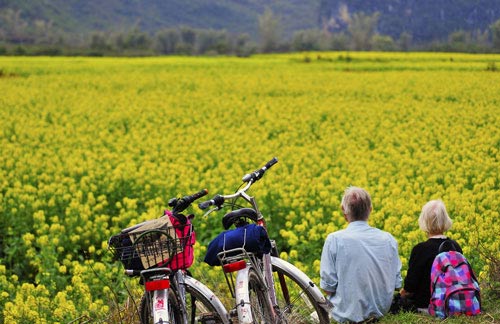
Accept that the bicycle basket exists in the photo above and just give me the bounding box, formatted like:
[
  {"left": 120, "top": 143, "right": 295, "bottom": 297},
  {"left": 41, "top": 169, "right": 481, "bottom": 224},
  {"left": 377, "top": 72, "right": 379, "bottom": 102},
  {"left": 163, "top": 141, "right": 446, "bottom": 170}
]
[{"left": 108, "top": 216, "right": 194, "bottom": 271}]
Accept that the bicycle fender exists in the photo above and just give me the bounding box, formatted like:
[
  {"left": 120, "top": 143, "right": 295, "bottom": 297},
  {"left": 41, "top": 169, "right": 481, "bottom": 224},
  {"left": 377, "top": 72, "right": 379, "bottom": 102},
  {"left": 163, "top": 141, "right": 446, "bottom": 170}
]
[
  {"left": 235, "top": 267, "right": 254, "bottom": 324},
  {"left": 184, "top": 276, "right": 231, "bottom": 324},
  {"left": 270, "top": 256, "right": 330, "bottom": 308},
  {"left": 153, "top": 289, "right": 170, "bottom": 323}
]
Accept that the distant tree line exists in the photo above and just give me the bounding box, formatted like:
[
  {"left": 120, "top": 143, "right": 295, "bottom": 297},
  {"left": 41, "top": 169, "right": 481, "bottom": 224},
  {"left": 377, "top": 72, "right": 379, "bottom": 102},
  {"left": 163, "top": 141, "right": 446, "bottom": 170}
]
[{"left": 2, "top": 8, "right": 500, "bottom": 56}]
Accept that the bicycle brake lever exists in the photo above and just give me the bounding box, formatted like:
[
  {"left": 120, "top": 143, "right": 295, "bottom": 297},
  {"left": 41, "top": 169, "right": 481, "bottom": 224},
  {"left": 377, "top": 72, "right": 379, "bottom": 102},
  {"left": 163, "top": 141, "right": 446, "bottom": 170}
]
[{"left": 203, "top": 206, "right": 223, "bottom": 217}]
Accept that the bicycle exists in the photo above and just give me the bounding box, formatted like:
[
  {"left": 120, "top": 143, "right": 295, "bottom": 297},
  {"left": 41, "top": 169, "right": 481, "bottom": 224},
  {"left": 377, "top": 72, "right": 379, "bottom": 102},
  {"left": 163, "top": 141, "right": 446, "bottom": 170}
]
[
  {"left": 108, "top": 189, "right": 231, "bottom": 324},
  {"left": 199, "top": 158, "right": 331, "bottom": 324}
]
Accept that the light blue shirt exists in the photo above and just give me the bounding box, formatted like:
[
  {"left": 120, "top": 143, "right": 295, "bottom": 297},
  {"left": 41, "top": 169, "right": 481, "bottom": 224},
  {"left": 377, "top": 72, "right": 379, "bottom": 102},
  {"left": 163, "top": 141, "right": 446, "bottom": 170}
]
[{"left": 320, "top": 221, "right": 402, "bottom": 323}]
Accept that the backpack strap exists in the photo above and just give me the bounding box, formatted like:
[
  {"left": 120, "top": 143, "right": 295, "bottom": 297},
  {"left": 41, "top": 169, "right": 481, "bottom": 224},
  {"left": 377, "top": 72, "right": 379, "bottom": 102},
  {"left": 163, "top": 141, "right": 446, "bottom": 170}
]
[{"left": 438, "top": 239, "right": 458, "bottom": 254}]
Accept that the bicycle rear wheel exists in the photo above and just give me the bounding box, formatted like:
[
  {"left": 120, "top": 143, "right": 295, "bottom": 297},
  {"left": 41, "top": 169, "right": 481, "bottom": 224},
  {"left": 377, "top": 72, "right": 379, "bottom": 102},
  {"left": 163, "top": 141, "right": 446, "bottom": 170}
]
[
  {"left": 248, "top": 268, "right": 275, "bottom": 323},
  {"left": 139, "top": 290, "right": 182, "bottom": 324},
  {"left": 271, "top": 259, "right": 330, "bottom": 324}
]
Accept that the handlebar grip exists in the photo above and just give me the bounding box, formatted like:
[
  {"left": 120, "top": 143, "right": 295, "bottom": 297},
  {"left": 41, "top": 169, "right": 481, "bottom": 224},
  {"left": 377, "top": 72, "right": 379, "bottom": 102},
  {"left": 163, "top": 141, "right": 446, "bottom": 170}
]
[
  {"left": 198, "top": 194, "right": 225, "bottom": 210},
  {"left": 190, "top": 188, "right": 209, "bottom": 202},
  {"left": 242, "top": 157, "right": 279, "bottom": 182},
  {"left": 264, "top": 157, "right": 278, "bottom": 170},
  {"left": 172, "top": 189, "right": 209, "bottom": 214}
]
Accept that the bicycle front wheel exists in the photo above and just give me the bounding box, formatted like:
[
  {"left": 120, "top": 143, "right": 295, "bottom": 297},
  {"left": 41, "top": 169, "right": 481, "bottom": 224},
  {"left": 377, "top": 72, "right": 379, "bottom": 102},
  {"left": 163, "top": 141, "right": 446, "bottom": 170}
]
[
  {"left": 271, "top": 257, "right": 330, "bottom": 324},
  {"left": 139, "top": 289, "right": 182, "bottom": 324},
  {"left": 247, "top": 268, "right": 275, "bottom": 324}
]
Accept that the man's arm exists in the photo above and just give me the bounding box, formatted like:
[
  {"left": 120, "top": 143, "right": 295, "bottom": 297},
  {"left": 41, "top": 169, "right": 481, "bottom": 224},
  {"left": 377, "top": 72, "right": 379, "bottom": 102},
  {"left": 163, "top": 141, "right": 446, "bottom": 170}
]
[
  {"left": 391, "top": 235, "right": 403, "bottom": 289},
  {"left": 320, "top": 234, "right": 338, "bottom": 294}
]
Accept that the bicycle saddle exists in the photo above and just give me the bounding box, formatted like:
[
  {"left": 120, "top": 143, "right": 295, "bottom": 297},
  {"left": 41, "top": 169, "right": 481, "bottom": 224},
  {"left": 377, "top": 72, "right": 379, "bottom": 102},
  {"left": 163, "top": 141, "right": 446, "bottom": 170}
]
[{"left": 222, "top": 208, "right": 258, "bottom": 230}]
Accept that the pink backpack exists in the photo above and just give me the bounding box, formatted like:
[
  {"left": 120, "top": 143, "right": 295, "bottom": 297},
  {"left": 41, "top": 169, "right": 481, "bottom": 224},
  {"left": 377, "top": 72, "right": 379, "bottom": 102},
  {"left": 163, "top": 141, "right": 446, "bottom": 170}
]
[
  {"left": 428, "top": 242, "right": 481, "bottom": 319},
  {"left": 164, "top": 210, "right": 196, "bottom": 270}
]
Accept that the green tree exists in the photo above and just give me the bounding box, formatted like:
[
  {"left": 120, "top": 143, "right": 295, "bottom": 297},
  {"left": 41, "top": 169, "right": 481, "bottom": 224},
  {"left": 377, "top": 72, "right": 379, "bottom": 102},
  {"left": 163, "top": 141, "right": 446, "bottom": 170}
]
[
  {"left": 398, "top": 32, "right": 412, "bottom": 51},
  {"left": 177, "top": 26, "right": 197, "bottom": 54},
  {"left": 328, "top": 32, "right": 350, "bottom": 51},
  {"left": 372, "top": 34, "right": 396, "bottom": 51},
  {"left": 472, "top": 29, "right": 490, "bottom": 50},
  {"left": 348, "top": 12, "right": 380, "bottom": 51},
  {"left": 196, "top": 29, "right": 230, "bottom": 55},
  {"left": 291, "top": 29, "right": 322, "bottom": 51},
  {"left": 89, "top": 32, "right": 112, "bottom": 52},
  {"left": 155, "top": 28, "right": 180, "bottom": 54},
  {"left": 125, "top": 29, "right": 151, "bottom": 50},
  {"left": 490, "top": 19, "right": 500, "bottom": 51},
  {"left": 234, "top": 33, "right": 256, "bottom": 57},
  {"left": 258, "top": 8, "right": 282, "bottom": 53},
  {"left": 0, "top": 9, "right": 30, "bottom": 43},
  {"left": 115, "top": 28, "right": 151, "bottom": 53}
]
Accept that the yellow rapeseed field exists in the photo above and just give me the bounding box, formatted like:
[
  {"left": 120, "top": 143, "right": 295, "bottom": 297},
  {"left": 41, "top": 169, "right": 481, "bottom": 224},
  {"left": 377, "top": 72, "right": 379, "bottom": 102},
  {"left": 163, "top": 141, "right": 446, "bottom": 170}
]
[{"left": 0, "top": 52, "right": 499, "bottom": 322}]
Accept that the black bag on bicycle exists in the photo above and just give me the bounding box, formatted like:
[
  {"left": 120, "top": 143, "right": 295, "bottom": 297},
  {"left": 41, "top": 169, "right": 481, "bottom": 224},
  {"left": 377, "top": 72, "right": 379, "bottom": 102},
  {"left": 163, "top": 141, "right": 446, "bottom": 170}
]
[{"left": 204, "top": 224, "right": 272, "bottom": 266}]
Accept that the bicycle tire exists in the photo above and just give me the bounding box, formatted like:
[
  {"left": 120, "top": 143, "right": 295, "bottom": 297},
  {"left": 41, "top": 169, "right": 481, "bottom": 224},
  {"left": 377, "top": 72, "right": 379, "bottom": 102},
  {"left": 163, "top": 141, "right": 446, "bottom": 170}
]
[
  {"left": 184, "top": 276, "right": 231, "bottom": 324},
  {"left": 139, "top": 289, "right": 182, "bottom": 324},
  {"left": 247, "top": 268, "right": 275, "bottom": 324},
  {"left": 271, "top": 258, "right": 330, "bottom": 324}
]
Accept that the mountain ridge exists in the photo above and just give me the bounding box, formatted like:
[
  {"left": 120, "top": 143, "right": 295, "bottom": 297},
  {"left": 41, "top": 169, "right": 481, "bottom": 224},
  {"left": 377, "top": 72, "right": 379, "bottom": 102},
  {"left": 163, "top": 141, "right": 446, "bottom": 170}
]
[{"left": 1, "top": 0, "right": 500, "bottom": 42}]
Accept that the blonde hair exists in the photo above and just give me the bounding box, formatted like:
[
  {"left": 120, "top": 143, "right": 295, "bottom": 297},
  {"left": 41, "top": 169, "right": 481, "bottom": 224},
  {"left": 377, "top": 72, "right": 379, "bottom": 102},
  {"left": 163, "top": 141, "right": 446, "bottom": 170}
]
[
  {"left": 341, "top": 186, "right": 372, "bottom": 221},
  {"left": 418, "top": 200, "right": 453, "bottom": 234}
]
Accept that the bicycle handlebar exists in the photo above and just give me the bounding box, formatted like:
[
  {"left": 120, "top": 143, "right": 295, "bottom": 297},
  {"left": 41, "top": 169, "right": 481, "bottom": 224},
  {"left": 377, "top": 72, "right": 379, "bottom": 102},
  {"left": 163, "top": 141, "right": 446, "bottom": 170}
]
[
  {"left": 170, "top": 188, "right": 209, "bottom": 215},
  {"left": 198, "top": 194, "right": 225, "bottom": 210},
  {"left": 242, "top": 157, "right": 278, "bottom": 183},
  {"left": 198, "top": 157, "right": 278, "bottom": 210}
]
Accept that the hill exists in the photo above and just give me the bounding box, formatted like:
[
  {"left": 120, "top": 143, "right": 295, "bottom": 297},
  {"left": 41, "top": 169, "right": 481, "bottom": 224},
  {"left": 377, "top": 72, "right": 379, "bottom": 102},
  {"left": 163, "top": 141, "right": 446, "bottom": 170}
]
[
  {"left": 1, "top": 0, "right": 500, "bottom": 44},
  {"left": 0, "top": 0, "right": 320, "bottom": 39},
  {"left": 319, "top": 0, "right": 500, "bottom": 42}
]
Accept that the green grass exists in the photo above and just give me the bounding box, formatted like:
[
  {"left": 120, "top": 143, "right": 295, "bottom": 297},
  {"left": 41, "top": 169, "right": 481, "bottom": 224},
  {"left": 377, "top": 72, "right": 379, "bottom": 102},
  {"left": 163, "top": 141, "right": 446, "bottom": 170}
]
[{"left": 380, "top": 292, "right": 500, "bottom": 323}]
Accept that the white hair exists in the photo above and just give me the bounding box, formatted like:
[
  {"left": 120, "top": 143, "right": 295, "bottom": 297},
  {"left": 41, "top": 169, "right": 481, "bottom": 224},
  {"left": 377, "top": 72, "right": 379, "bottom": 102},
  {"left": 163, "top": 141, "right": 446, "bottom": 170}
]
[
  {"left": 341, "top": 186, "right": 372, "bottom": 221},
  {"left": 418, "top": 199, "right": 453, "bottom": 234}
]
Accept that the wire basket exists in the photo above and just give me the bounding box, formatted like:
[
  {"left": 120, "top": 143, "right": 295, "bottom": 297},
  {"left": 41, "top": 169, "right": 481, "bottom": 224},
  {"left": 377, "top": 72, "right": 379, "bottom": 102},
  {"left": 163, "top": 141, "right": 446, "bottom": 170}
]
[{"left": 108, "top": 224, "right": 193, "bottom": 271}]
